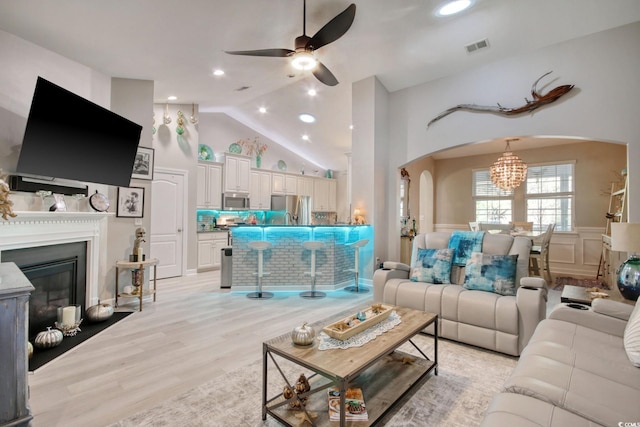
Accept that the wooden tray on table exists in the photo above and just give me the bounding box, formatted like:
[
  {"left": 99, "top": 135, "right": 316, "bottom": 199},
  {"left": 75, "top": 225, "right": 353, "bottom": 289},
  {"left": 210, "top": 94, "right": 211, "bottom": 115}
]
[{"left": 322, "top": 304, "right": 394, "bottom": 340}]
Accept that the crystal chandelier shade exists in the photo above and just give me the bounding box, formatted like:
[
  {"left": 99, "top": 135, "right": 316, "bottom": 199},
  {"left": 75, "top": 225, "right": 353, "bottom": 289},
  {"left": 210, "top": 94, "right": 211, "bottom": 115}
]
[{"left": 489, "top": 141, "right": 527, "bottom": 191}]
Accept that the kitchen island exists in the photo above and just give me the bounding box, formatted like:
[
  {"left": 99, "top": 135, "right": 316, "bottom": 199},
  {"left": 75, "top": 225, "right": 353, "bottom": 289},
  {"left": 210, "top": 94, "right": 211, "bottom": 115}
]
[{"left": 230, "top": 225, "right": 373, "bottom": 292}]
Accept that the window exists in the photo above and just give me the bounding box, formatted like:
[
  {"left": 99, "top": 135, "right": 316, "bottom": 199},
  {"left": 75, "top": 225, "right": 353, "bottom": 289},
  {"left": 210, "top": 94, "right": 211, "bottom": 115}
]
[
  {"left": 525, "top": 163, "right": 574, "bottom": 231},
  {"left": 473, "top": 170, "right": 513, "bottom": 223}
]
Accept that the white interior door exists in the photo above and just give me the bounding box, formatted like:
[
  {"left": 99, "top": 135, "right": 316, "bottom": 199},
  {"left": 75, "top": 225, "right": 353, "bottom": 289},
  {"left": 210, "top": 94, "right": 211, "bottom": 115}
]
[{"left": 150, "top": 169, "right": 186, "bottom": 279}]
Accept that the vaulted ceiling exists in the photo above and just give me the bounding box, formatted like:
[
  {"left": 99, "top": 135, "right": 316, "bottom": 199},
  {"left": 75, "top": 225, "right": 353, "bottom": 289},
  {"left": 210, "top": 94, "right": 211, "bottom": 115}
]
[{"left": 1, "top": 0, "right": 639, "bottom": 170}]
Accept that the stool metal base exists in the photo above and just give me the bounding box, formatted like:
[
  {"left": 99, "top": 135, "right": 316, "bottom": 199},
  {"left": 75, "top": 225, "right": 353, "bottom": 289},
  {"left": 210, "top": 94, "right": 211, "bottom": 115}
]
[
  {"left": 247, "top": 291, "right": 274, "bottom": 299},
  {"left": 300, "top": 290, "right": 326, "bottom": 299},
  {"left": 344, "top": 285, "right": 370, "bottom": 293}
]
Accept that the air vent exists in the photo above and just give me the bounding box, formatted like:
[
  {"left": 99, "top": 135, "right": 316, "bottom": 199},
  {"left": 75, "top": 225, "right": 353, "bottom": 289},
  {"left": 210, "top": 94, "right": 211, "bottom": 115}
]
[
  {"left": 465, "top": 38, "right": 489, "bottom": 54},
  {"left": 235, "top": 86, "right": 251, "bottom": 92}
]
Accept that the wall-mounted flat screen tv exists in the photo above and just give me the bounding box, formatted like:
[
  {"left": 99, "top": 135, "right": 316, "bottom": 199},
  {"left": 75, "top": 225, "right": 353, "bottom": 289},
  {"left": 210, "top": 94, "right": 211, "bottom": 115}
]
[{"left": 16, "top": 77, "right": 143, "bottom": 187}]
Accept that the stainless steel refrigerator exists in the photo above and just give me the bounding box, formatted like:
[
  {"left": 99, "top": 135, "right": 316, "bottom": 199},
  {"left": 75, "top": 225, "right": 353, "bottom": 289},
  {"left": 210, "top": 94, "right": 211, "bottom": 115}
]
[{"left": 270, "top": 195, "right": 310, "bottom": 225}]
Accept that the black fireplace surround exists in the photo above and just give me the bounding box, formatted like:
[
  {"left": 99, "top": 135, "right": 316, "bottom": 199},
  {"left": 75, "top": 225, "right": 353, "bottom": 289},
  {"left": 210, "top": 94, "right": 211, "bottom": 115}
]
[{"left": 3, "top": 242, "right": 87, "bottom": 340}]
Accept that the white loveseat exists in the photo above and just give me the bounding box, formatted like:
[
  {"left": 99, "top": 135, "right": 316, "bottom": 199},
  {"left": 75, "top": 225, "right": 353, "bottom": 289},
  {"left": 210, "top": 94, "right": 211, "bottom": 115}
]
[{"left": 372, "top": 231, "right": 547, "bottom": 356}]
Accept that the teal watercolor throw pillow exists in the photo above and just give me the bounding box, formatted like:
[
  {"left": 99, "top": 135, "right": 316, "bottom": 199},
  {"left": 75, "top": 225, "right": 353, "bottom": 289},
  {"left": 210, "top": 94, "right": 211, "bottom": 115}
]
[
  {"left": 463, "top": 252, "right": 518, "bottom": 296},
  {"left": 410, "top": 248, "right": 454, "bottom": 284}
]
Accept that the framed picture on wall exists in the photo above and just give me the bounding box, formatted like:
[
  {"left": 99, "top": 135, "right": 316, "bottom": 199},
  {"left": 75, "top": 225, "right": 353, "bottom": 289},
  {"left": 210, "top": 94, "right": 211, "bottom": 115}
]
[
  {"left": 116, "top": 186, "right": 145, "bottom": 218},
  {"left": 131, "top": 146, "right": 154, "bottom": 180}
]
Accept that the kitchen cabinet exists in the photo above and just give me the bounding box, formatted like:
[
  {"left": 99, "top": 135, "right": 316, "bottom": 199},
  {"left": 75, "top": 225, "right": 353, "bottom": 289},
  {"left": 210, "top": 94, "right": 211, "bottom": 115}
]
[
  {"left": 296, "top": 176, "right": 313, "bottom": 197},
  {"left": 312, "top": 178, "right": 337, "bottom": 211},
  {"left": 250, "top": 170, "right": 272, "bottom": 210},
  {"left": 224, "top": 154, "right": 251, "bottom": 193},
  {"left": 197, "top": 232, "right": 228, "bottom": 271},
  {"left": 272, "top": 172, "right": 297, "bottom": 195},
  {"left": 197, "top": 161, "right": 222, "bottom": 209}
]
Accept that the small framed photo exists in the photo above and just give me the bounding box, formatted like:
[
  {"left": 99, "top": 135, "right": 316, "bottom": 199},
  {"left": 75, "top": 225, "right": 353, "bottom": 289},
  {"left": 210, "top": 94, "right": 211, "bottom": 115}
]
[
  {"left": 117, "top": 187, "right": 144, "bottom": 218},
  {"left": 131, "top": 146, "right": 154, "bottom": 180}
]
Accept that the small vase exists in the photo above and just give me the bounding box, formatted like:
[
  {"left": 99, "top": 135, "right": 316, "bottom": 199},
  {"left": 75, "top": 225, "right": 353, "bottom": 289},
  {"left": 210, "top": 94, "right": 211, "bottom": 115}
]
[{"left": 256, "top": 155, "right": 262, "bottom": 168}]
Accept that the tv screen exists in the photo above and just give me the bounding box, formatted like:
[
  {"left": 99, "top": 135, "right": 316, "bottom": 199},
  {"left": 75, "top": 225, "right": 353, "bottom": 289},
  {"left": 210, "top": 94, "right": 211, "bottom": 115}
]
[{"left": 16, "top": 77, "right": 143, "bottom": 187}]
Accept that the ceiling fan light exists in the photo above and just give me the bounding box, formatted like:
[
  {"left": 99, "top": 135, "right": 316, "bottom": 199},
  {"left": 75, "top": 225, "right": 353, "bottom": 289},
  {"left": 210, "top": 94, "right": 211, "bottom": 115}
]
[
  {"left": 291, "top": 52, "right": 317, "bottom": 70},
  {"left": 436, "top": 0, "right": 473, "bottom": 17}
]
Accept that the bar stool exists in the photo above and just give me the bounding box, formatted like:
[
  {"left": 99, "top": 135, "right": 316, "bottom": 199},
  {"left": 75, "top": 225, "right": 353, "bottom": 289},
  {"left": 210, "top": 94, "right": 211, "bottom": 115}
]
[
  {"left": 247, "top": 241, "right": 274, "bottom": 299},
  {"left": 300, "top": 241, "right": 326, "bottom": 299},
  {"left": 344, "top": 239, "right": 369, "bottom": 293}
]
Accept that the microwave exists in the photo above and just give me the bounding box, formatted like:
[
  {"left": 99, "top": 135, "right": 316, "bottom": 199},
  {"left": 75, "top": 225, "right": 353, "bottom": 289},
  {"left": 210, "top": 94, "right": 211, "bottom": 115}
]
[{"left": 222, "top": 193, "right": 250, "bottom": 210}]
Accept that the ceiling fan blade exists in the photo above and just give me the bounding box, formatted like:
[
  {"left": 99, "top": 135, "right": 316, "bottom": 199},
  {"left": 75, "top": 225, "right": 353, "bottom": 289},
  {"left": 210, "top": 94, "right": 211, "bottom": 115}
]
[
  {"left": 312, "top": 61, "right": 339, "bottom": 86},
  {"left": 307, "top": 4, "right": 356, "bottom": 50},
  {"left": 225, "top": 48, "right": 294, "bottom": 57}
]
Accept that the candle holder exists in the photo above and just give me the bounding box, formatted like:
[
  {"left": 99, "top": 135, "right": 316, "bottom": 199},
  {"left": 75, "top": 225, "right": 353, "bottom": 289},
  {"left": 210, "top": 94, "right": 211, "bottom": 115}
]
[{"left": 55, "top": 305, "right": 83, "bottom": 336}]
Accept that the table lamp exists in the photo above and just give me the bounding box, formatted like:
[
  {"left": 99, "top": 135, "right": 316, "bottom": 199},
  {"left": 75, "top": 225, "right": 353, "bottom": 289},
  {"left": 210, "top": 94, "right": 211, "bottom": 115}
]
[{"left": 611, "top": 222, "right": 640, "bottom": 301}]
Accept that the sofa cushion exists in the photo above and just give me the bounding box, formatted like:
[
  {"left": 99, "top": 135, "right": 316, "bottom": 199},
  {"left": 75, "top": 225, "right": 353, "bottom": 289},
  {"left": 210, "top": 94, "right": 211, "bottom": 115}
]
[
  {"left": 463, "top": 252, "right": 518, "bottom": 296},
  {"left": 624, "top": 301, "right": 640, "bottom": 367},
  {"left": 410, "top": 248, "right": 453, "bottom": 284},
  {"left": 503, "top": 318, "right": 640, "bottom": 426}
]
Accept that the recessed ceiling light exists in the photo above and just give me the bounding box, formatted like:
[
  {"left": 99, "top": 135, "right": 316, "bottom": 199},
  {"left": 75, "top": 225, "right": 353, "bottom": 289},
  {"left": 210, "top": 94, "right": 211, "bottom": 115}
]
[
  {"left": 167, "top": 96, "right": 177, "bottom": 101},
  {"left": 213, "top": 69, "right": 225, "bottom": 76},
  {"left": 259, "top": 107, "right": 267, "bottom": 114},
  {"left": 302, "top": 134, "right": 310, "bottom": 141},
  {"left": 435, "top": 0, "right": 473, "bottom": 17},
  {"left": 308, "top": 89, "right": 317, "bottom": 96},
  {"left": 349, "top": 124, "right": 354, "bottom": 130},
  {"left": 298, "top": 113, "right": 316, "bottom": 123}
]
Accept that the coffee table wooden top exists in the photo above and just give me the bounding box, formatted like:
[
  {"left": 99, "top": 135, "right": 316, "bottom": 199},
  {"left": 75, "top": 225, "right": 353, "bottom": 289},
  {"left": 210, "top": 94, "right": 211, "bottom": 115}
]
[{"left": 264, "top": 305, "right": 437, "bottom": 380}]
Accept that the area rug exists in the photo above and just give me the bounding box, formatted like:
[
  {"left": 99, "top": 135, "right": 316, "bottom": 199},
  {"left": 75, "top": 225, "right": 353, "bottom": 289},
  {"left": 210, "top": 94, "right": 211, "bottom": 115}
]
[
  {"left": 109, "top": 335, "right": 517, "bottom": 427},
  {"left": 29, "top": 311, "right": 133, "bottom": 371},
  {"left": 553, "top": 276, "right": 609, "bottom": 291}
]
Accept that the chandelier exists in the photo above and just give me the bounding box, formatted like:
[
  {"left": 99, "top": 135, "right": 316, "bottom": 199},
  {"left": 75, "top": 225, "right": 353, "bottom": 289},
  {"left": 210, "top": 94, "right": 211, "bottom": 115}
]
[{"left": 489, "top": 139, "right": 527, "bottom": 191}]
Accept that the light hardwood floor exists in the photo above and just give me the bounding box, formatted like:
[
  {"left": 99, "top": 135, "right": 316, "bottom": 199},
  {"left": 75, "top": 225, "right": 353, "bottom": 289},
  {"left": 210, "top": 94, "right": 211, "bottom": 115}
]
[{"left": 28, "top": 270, "right": 373, "bottom": 427}]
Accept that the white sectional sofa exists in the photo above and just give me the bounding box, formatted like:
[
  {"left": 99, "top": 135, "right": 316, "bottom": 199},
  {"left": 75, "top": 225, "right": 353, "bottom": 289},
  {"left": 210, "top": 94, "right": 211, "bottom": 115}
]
[
  {"left": 482, "top": 298, "right": 640, "bottom": 426},
  {"left": 372, "top": 231, "right": 547, "bottom": 356}
]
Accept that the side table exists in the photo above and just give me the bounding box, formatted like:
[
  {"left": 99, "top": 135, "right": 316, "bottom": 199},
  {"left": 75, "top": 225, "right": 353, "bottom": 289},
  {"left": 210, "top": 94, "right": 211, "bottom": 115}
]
[{"left": 115, "top": 258, "right": 159, "bottom": 311}]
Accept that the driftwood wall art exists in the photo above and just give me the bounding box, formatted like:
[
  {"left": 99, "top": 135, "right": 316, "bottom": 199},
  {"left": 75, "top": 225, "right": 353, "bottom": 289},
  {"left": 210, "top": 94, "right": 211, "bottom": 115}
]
[{"left": 427, "top": 71, "right": 574, "bottom": 127}]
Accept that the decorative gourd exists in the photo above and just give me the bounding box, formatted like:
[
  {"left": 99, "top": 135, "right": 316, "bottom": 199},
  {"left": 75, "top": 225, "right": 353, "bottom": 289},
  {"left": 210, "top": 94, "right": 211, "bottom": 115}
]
[
  {"left": 34, "top": 327, "right": 63, "bottom": 349},
  {"left": 86, "top": 303, "right": 114, "bottom": 323},
  {"left": 291, "top": 322, "right": 315, "bottom": 346},
  {"left": 27, "top": 341, "right": 33, "bottom": 359}
]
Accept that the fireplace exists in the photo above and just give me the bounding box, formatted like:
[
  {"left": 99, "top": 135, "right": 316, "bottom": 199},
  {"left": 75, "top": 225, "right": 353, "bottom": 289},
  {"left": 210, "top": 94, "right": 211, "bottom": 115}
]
[
  {"left": 0, "top": 211, "right": 110, "bottom": 334},
  {"left": 3, "top": 242, "right": 87, "bottom": 340}
]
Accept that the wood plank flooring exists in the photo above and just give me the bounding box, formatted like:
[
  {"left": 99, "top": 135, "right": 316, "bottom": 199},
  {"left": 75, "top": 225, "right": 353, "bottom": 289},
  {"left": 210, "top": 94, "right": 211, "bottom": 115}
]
[{"left": 28, "top": 271, "right": 373, "bottom": 427}]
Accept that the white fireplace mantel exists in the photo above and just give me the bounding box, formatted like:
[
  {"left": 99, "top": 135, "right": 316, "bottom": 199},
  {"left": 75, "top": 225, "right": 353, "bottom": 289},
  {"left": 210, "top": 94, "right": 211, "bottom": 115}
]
[{"left": 0, "top": 211, "right": 112, "bottom": 306}]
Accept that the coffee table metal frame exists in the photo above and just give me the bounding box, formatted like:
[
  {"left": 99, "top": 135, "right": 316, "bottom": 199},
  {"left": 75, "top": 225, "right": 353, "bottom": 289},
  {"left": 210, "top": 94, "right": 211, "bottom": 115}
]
[{"left": 262, "top": 306, "right": 438, "bottom": 426}]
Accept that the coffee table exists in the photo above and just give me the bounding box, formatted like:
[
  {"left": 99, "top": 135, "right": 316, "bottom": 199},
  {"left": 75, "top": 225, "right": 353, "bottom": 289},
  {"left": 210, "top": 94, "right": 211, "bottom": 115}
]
[{"left": 262, "top": 305, "right": 438, "bottom": 426}]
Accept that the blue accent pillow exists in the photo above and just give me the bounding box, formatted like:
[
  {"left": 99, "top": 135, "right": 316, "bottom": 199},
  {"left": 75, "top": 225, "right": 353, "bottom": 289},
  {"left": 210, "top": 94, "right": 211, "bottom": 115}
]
[
  {"left": 410, "top": 248, "right": 454, "bottom": 284},
  {"left": 463, "top": 252, "right": 519, "bottom": 296},
  {"left": 448, "top": 231, "right": 484, "bottom": 266}
]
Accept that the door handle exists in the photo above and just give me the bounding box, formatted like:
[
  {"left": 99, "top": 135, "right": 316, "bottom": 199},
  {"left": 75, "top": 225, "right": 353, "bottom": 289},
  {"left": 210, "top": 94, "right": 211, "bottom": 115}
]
[{"left": 177, "top": 228, "right": 182, "bottom": 232}]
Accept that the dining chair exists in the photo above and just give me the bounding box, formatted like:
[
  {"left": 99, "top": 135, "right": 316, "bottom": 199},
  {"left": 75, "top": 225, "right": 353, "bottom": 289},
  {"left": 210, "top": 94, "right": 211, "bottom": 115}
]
[
  {"left": 529, "top": 223, "right": 555, "bottom": 284},
  {"left": 510, "top": 221, "right": 533, "bottom": 231}
]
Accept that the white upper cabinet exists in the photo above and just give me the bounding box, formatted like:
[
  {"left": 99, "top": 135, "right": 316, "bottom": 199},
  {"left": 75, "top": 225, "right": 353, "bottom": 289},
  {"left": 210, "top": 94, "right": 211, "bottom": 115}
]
[
  {"left": 197, "top": 161, "right": 222, "bottom": 209},
  {"left": 250, "top": 170, "right": 272, "bottom": 210},
  {"left": 224, "top": 154, "right": 251, "bottom": 193},
  {"left": 272, "top": 172, "right": 297, "bottom": 195}
]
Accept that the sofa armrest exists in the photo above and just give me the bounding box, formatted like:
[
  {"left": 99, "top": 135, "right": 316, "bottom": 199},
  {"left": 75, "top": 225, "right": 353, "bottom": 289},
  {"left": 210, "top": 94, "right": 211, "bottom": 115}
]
[
  {"left": 548, "top": 303, "right": 628, "bottom": 337},
  {"left": 591, "top": 298, "right": 634, "bottom": 321},
  {"left": 372, "top": 267, "right": 410, "bottom": 302},
  {"left": 382, "top": 261, "right": 411, "bottom": 272},
  {"left": 516, "top": 283, "right": 548, "bottom": 353}
]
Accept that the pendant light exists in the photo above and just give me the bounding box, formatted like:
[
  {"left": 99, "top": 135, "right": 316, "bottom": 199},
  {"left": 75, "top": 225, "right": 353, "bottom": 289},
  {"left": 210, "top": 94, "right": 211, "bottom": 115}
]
[{"left": 489, "top": 139, "right": 527, "bottom": 191}]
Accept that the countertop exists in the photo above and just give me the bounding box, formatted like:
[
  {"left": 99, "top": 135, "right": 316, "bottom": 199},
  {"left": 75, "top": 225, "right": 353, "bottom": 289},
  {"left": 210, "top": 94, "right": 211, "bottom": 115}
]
[{"left": 197, "top": 228, "right": 229, "bottom": 233}]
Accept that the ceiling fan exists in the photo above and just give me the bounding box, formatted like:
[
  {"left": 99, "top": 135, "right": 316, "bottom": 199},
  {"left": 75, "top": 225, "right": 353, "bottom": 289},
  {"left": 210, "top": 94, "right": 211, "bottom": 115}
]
[{"left": 225, "top": 1, "right": 356, "bottom": 86}]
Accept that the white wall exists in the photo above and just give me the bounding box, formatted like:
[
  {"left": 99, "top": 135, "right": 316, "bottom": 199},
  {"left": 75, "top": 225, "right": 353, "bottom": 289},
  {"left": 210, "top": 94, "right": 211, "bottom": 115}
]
[{"left": 387, "top": 22, "right": 640, "bottom": 234}]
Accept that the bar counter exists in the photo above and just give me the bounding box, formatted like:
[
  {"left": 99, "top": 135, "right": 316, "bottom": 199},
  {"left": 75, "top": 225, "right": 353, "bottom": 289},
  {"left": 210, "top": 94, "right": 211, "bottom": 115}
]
[{"left": 230, "top": 225, "right": 373, "bottom": 292}]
